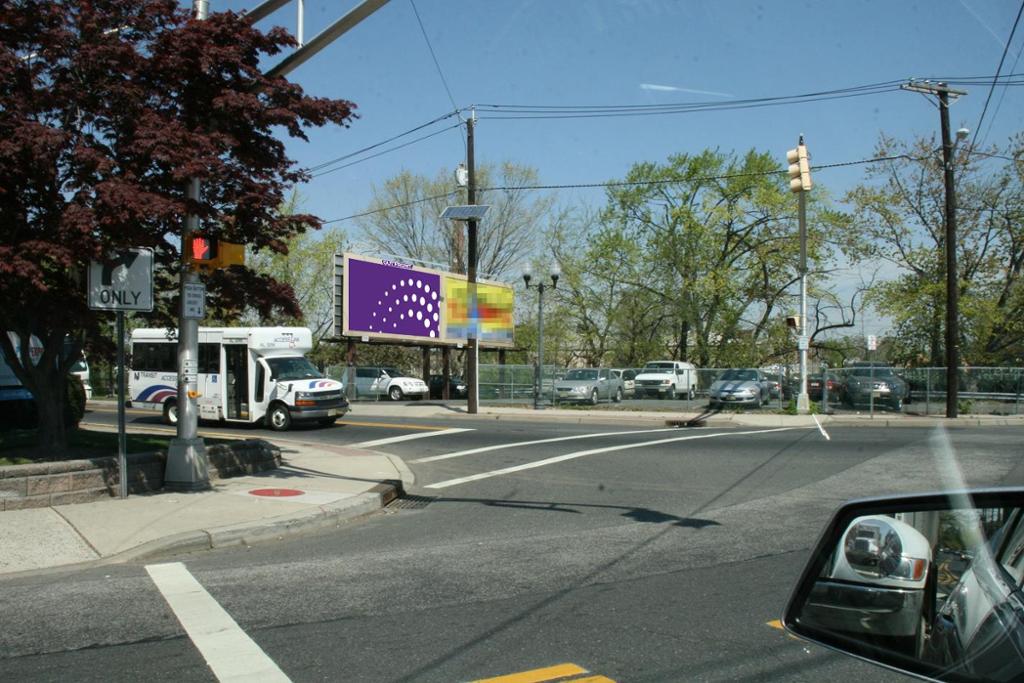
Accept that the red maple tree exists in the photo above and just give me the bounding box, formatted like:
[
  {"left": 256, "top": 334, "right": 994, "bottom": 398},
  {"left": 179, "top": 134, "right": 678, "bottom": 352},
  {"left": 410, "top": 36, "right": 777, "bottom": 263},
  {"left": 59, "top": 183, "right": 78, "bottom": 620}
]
[{"left": 0, "top": 0, "right": 356, "bottom": 450}]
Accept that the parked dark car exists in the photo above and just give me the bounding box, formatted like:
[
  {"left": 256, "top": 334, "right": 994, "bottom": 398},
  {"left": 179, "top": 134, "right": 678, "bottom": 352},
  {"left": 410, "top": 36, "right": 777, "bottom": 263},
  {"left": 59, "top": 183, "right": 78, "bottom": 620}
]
[
  {"left": 428, "top": 374, "right": 467, "bottom": 399},
  {"left": 840, "top": 363, "right": 909, "bottom": 411},
  {"left": 784, "top": 372, "right": 842, "bottom": 403}
]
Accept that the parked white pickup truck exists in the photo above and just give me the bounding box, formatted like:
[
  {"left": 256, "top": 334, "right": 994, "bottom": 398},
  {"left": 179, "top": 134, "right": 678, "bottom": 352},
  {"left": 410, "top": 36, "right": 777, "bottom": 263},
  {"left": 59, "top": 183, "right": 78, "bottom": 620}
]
[{"left": 634, "top": 360, "right": 699, "bottom": 400}]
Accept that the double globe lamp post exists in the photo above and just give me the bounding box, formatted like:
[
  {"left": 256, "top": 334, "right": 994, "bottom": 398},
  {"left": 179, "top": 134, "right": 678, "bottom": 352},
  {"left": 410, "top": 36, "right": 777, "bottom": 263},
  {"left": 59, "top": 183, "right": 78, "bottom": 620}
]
[{"left": 523, "top": 265, "right": 559, "bottom": 410}]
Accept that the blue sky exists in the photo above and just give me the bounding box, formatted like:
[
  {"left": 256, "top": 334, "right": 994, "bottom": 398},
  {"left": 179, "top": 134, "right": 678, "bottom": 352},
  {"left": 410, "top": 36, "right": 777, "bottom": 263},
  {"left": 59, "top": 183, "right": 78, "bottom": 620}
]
[{"left": 205, "top": 0, "right": 1024, "bottom": 334}]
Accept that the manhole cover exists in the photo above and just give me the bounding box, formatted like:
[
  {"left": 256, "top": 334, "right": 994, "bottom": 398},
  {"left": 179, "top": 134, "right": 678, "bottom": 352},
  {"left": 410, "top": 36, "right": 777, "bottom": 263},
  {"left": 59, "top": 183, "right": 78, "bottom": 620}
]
[
  {"left": 249, "top": 488, "right": 305, "bottom": 497},
  {"left": 387, "top": 494, "right": 436, "bottom": 510}
]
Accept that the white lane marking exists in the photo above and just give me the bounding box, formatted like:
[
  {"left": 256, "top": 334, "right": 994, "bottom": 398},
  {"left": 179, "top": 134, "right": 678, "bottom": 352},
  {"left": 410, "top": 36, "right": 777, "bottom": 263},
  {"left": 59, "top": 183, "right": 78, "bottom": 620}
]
[
  {"left": 813, "top": 414, "right": 831, "bottom": 441},
  {"left": 352, "top": 427, "right": 473, "bottom": 448},
  {"left": 412, "top": 426, "right": 686, "bottom": 463},
  {"left": 425, "top": 427, "right": 801, "bottom": 489},
  {"left": 146, "top": 562, "right": 291, "bottom": 682}
]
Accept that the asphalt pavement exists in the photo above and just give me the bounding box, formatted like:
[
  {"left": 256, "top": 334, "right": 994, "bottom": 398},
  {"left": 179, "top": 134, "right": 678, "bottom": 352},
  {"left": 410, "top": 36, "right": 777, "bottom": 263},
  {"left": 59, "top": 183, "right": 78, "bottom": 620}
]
[{"left": 2, "top": 399, "right": 1020, "bottom": 578}]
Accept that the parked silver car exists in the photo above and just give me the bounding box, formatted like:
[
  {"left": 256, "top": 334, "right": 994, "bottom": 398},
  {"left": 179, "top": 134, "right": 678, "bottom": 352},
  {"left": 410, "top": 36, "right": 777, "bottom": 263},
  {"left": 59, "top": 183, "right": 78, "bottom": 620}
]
[
  {"left": 553, "top": 368, "right": 623, "bottom": 405},
  {"left": 610, "top": 368, "right": 637, "bottom": 398},
  {"left": 708, "top": 368, "right": 770, "bottom": 408}
]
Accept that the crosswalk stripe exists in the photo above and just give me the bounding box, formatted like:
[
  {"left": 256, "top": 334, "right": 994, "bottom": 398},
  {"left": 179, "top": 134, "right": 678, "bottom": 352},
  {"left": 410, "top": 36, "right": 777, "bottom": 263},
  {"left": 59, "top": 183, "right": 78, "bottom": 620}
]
[
  {"left": 353, "top": 427, "right": 473, "bottom": 448},
  {"left": 425, "top": 428, "right": 799, "bottom": 489},
  {"left": 146, "top": 562, "right": 290, "bottom": 682}
]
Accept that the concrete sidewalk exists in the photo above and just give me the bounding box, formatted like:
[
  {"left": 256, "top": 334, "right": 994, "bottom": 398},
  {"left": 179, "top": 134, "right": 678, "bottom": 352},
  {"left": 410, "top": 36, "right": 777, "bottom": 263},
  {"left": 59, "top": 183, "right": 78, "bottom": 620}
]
[{"left": 0, "top": 438, "right": 413, "bottom": 577}]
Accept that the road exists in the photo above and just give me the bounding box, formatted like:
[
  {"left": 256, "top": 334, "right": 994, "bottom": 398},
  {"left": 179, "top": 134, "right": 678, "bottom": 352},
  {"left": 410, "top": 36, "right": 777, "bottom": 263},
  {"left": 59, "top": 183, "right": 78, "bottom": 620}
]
[{"left": 2, "top": 406, "right": 1022, "bottom": 681}]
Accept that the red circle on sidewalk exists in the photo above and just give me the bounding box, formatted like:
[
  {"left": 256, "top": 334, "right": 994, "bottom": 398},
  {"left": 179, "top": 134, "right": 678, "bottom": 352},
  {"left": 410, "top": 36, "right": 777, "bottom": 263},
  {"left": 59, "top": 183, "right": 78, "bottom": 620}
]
[{"left": 249, "top": 488, "right": 305, "bottom": 497}]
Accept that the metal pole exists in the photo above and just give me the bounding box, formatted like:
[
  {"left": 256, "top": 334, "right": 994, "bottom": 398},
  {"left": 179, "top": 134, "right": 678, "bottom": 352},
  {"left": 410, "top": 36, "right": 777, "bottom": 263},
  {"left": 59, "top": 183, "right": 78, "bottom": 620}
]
[
  {"left": 797, "top": 188, "right": 810, "bottom": 414},
  {"left": 939, "top": 87, "right": 960, "bottom": 418},
  {"left": 466, "top": 112, "right": 479, "bottom": 414},
  {"left": 166, "top": 0, "right": 210, "bottom": 491},
  {"left": 536, "top": 284, "right": 544, "bottom": 410},
  {"left": 821, "top": 361, "right": 829, "bottom": 413},
  {"left": 116, "top": 311, "right": 127, "bottom": 499}
]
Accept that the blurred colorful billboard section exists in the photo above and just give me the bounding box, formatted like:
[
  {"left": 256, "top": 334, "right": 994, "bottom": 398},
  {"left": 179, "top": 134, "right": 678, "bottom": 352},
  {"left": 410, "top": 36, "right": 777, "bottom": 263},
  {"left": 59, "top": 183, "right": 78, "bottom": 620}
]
[
  {"left": 342, "top": 253, "right": 514, "bottom": 347},
  {"left": 443, "top": 277, "right": 515, "bottom": 347}
]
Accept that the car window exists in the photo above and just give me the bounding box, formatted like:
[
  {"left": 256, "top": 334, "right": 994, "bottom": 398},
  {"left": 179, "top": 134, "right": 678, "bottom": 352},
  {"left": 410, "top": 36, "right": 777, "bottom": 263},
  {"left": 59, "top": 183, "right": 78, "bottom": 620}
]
[
  {"left": 998, "top": 514, "right": 1024, "bottom": 586},
  {"left": 565, "top": 369, "right": 598, "bottom": 380}
]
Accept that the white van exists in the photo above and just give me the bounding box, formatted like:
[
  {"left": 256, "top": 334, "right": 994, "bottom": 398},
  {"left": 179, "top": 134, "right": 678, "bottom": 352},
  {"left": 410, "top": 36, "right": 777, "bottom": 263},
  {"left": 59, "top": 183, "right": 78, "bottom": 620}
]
[
  {"left": 634, "top": 360, "right": 699, "bottom": 400},
  {"left": 129, "top": 327, "right": 347, "bottom": 431}
]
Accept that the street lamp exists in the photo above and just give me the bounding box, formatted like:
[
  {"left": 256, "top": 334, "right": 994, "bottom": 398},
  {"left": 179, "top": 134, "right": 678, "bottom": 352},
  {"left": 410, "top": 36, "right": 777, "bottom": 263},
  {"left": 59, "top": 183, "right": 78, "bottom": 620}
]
[{"left": 523, "top": 265, "right": 559, "bottom": 410}]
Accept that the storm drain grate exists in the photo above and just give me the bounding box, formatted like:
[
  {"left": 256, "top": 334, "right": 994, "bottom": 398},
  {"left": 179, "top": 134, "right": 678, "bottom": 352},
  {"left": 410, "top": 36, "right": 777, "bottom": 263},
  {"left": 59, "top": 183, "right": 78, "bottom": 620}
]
[{"left": 387, "top": 494, "right": 437, "bottom": 511}]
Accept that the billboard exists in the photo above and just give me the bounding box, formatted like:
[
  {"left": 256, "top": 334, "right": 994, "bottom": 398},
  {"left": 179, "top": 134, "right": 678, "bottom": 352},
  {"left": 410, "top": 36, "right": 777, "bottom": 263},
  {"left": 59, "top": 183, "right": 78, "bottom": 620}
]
[{"left": 341, "top": 253, "right": 514, "bottom": 347}]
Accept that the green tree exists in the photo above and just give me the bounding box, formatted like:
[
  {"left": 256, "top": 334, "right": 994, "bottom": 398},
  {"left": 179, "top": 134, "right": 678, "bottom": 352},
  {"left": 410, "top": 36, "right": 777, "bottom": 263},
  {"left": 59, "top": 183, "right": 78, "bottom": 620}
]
[
  {"left": 242, "top": 192, "right": 348, "bottom": 365},
  {"left": 844, "top": 133, "right": 1024, "bottom": 365},
  {"left": 355, "top": 162, "right": 552, "bottom": 280},
  {"left": 595, "top": 149, "right": 843, "bottom": 368}
]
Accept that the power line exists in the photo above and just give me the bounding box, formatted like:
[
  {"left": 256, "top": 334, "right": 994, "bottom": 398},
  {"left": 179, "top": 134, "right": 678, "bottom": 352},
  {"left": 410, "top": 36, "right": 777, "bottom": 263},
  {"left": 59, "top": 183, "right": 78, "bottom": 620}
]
[
  {"left": 408, "top": 0, "right": 461, "bottom": 122},
  {"left": 311, "top": 122, "right": 463, "bottom": 178},
  {"left": 321, "top": 190, "right": 458, "bottom": 224},
  {"left": 966, "top": 4, "right": 1024, "bottom": 153},
  {"left": 969, "top": 2, "right": 1024, "bottom": 157},
  {"left": 305, "top": 110, "right": 461, "bottom": 174},
  {"left": 319, "top": 154, "right": 912, "bottom": 224}
]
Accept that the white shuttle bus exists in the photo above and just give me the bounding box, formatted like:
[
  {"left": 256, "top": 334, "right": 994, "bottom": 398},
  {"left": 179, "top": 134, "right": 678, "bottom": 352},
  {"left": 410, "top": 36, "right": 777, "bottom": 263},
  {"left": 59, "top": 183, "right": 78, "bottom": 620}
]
[{"left": 129, "top": 327, "right": 347, "bottom": 431}]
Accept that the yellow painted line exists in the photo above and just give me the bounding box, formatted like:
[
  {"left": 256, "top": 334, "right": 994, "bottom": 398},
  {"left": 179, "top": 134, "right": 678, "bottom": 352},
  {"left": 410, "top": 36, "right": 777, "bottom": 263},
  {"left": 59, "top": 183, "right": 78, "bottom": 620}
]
[
  {"left": 767, "top": 619, "right": 784, "bottom": 630},
  {"left": 572, "top": 677, "right": 616, "bottom": 683},
  {"left": 473, "top": 663, "right": 589, "bottom": 683}
]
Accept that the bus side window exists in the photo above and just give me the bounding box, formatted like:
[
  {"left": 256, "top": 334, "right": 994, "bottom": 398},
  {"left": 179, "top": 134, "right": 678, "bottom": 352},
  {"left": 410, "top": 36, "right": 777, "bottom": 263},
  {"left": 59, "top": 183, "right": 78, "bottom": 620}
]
[
  {"left": 198, "top": 343, "right": 218, "bottom": 374},
  {"left": 255, "top": 362, "right": 265, "bottom": 402}
]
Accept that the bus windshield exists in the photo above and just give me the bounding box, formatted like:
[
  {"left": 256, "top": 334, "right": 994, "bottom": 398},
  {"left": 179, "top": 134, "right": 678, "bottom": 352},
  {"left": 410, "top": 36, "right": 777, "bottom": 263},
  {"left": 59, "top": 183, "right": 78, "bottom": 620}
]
[{"left": 265, "top": 357, "right": 323, "bottom": 381}]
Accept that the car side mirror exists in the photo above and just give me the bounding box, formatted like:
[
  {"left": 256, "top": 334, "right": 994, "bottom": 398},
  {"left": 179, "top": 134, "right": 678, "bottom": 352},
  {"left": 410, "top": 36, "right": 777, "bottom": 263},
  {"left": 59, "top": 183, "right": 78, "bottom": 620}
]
[{"left": 783, "top": 489, "right": 1024, "bottom": 682}]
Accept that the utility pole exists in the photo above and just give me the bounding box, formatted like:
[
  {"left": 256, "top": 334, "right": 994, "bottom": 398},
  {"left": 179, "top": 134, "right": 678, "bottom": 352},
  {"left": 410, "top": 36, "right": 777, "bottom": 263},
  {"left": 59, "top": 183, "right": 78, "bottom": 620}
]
[
  {"left": 465, "top": 111, "right": 479, "bottom": 414},
  {"left": 166, "top": 0, "right": 211, "bottom": 491},
  {"left": 901, "top": 80, "right": 967, "bottom": 418}
]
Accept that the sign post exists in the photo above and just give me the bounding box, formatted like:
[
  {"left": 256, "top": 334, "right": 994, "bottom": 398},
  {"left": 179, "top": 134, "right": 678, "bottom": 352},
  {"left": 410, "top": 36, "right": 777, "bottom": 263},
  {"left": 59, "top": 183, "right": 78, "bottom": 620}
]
[{"left": 88, "top": 248, "right": 154, "bottom": 499}]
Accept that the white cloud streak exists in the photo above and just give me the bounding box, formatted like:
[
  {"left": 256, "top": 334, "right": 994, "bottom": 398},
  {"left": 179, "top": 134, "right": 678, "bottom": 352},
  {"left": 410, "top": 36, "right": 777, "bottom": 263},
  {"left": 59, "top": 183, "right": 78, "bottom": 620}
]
[{"left": 640, "top": 83, "right": 735, "bottom": 98}]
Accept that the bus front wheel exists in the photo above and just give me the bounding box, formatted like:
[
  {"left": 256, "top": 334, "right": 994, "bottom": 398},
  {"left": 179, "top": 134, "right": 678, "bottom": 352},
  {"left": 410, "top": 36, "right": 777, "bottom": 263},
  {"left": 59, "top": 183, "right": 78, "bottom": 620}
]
[
  {"left": 162, "top": 400, "right": 178, "bottom": 426},
  {"left": 267, "top": 404, "right": 292, "bottom": 431}
]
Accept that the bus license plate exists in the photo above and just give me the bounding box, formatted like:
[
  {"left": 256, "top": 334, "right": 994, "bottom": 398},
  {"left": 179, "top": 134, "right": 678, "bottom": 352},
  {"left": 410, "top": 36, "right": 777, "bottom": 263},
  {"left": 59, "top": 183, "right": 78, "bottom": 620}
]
[{"left": 327, "top": 409, "right": 337, "bottom": 416}]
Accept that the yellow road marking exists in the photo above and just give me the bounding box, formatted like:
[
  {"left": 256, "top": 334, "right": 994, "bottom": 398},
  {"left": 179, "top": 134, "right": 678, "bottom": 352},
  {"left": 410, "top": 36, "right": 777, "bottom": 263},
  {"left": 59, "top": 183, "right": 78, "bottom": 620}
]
[
  {"left": 473, "top": 663, "right": 589, "bottom": 683},
  {"left": 767, "top": 619, "right": 784, "bottom": 630},
  {"left": 572, "top": 677, "right": 616, "bottom": 683}
]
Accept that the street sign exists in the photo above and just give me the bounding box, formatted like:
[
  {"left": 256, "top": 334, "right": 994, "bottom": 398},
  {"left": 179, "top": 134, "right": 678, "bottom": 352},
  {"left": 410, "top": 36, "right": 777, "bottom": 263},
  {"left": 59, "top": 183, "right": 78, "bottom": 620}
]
[
  {"left": 797, "top": 335, "right": 809, "bottom": 351},
  {"left": 184, "top": 283, "right": 206, "bottom": 320},
  {"left": 88, "top": 248, "right": 154, "bottom": 312},
  {"left": 867, "top": 335, "right": 878, "bottom": 351}
]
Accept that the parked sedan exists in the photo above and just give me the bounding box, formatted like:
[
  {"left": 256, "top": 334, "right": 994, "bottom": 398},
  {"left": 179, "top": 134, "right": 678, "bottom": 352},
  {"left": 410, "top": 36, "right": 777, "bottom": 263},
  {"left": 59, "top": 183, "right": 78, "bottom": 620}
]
[
  {"left": 841, "top": 363, "right": 909, "bottom": 411},
  {"left": 428, "top": 374, "right": 467, "bottom": 399},
  {"left": 610, "top": 368, "right": 637, "bottom": 398},
  {"left": 708, "top": 368, "right": 770, "bottom": 408},
  {"left": 553, "top": 368, "right": 623, "bottom": 405}
]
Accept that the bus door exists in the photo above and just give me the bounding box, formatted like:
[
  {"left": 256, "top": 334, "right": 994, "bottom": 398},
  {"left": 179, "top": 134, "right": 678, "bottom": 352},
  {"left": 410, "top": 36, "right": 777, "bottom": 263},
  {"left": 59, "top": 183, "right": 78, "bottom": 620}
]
[
  {"left": 224, "top": 343, "right": 249, "bottom": 421},
  {"left": 197, "top": 333, "right": 223, "bottom": 420}
]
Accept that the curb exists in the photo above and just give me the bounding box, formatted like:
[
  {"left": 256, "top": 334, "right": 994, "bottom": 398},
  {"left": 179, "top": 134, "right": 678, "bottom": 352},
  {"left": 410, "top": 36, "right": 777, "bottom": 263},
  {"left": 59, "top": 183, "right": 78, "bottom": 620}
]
[{"left": 0, "top": 481, "right": 402, "bottom": 580}]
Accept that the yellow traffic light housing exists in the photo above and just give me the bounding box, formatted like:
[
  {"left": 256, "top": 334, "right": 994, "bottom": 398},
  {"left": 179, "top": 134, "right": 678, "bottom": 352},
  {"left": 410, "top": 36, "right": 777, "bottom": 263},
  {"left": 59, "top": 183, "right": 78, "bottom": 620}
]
[
  {"left": 786, "top": 141, "right": 812, "bottom": 193},
  {"left": 187, "top": 235, "right": 245, "bottom": 271}
]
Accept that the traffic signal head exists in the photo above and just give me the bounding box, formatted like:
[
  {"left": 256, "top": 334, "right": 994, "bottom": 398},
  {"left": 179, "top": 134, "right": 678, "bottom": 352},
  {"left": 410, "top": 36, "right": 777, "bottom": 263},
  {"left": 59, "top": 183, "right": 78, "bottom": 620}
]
[
  {"left": 187, "top": 236, "right": 245, "bottom": 271},
  {"left": 786, "top": 142, "right": 812, "bottom": 193},
  {"left": 786, "top": 315, "right": 801, "bottom": 329}
]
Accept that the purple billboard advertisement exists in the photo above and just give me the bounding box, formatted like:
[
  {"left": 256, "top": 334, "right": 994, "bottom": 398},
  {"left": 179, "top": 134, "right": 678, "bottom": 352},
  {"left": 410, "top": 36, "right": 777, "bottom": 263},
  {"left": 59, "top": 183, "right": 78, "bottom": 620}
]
[{"left": 345, "top": 256, "right": 443, "bottom": 341}]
